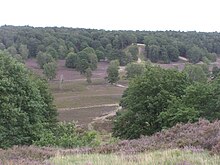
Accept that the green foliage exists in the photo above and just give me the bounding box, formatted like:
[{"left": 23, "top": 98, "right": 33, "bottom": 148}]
[
  {"left": 113, "top": 66, "right": 190, "bottom": 139},
  {"left": 43, "top": 62, "right": 57, "bottom": 80},
  {"left": 125, "top": 63, "right": 145, "bottom": 79},
  {"left": 65, "top": 52, "right": 78, "bottom": 68},
  {"left": 206, "top": 52, "right": 217, "bottom": 62},
  {"left": 183, "top": 64, "right": 208, "bottom": 83},
  {"left": 46, "top": 46, "right": 58, "bottom": 59},
  {"left": 167, "top": 44, "right": 179, "bottom": 62},
  {"left": 119, "top": 51, "right": 130, "bottom": 66},
  {"left": 182, "top": 81, "right": 220, "bottom": 121},
  {"left": 106, "top": 60, "right": 120, "bottom": 84},
  {"left": 76, "top": 47, "right": 98, "bottom": 74},
  {"left": 0, "top": 26, "right": 220, "bottom": 64},
  {"left": 147, "top": 45, "right": 160, "bottom": 62},
  {"left": 212, "top": 66, "right": 220, "bottom": 79},
  {"left": 0, "top": 52, "right": 57, "bottom": 148},
  {"left": 36, "top": 52, "right": 55, "bottom": 69},
  {"left": 149, "top": 69, "right": 220, "bottom": 130},
  {"left": 159, "top": 97, "right": 199, "bottom": 128},
  {"left": 19, "top": 44, "right": 29, "bottom": 60},
  {"left": 95, "top": 50, "right": 105, "bottom": 61},
  {"left": 34, "top": 122, "right": 100, "bottom": 148},
  {"left": 187, "top": 45, "right": 204, "bottom": 63},
  {"left": 7, "top": 45, "right": 17, "bottom": 55},
  {"left": 128, "top": 45, "right": 138, "bottom": 61}
]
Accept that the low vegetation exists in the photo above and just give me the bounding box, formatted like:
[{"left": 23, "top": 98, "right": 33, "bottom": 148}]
[
  {"left": 51, "top": 80, "right": 124, "bottom": 109},
  {"left": 1, "top": 119, "right": 220, "bottom": 164},
  {"left": 51, "top": 149, "right": 220, "bottom": 165}
]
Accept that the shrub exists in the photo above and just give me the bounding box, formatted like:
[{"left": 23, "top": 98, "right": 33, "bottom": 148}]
[{"left": 34, "top": 122, "right": 100, "bottom": 148}]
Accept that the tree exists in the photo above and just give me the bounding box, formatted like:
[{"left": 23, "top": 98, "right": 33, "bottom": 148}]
[
  {"left": 158, "top": 96, "right": 199, "bottom": 129},
  {"left": 76, "top": 47, "right": 98, "bottom": 74},
  {"left": 0, "top": 43, "right": 5, "bottom": 50},
  {"left": 128, "top": 45, "right": 138, "bottom": 61},
  {"left": 36, "top": 52, "right": 54, "bottom": 69},
  {"left": 46, "top": 46, "right": 58, "bottom": 59},
  {"left": 43, "top": 62, "right": 57, "bottom": 80},
  {"left": 159, "top": 73, "right": 220, "bottom": 129},
  {"left": 206, "top": 52, "right": 217, "bottom": 62},
  {"left": 0, "top": 51, "right": 57, "bottom": 148},
  {"left": 106, "top": 60, "right": 120, "bottom": 84},
  {"left": 95, "top": 50, "right": 105, "bottom": 61},
  {"left": 19, "top": 44, "right": 29, "bottom": 60},
  {"left": 159, "top": 46, "right": 169, "bottom": 63},
  {"left": 167, "top": 44, "right": 179, "bottom": 62},
  {"left": 119, "top": 51, "right": 130, "bottom": 66},
  {"left": 212, "top": 66, "right": 220, "bottom": 79},
  {"left": 182, "top": 81, "right": 220, "bottom": 121},
  {"left": 7, "top": 45, "right": 17, "bottom": 55},
  {"left": 125, "top": 63, "right": 145, "bottom": 79},
  {"left": 65, "top": 52, "right": 78, "bottom": 68},
  {"left": 113, "top": 66, "right": 190, "bottom": 139},
  {"left": 27, "top": 37, "right": 40, "bottom": 57},
  {"left": 183, "top": 64, "right": 208, "bottom": 83},
  {"left": 187, "top": 45, "right": 204, "bottom": 63},
  {"left": 58, "top": 45, "right": 68, "bottom": 59},
  {"left": 147, "top": 45, "right": 160, "bottom": 62}
]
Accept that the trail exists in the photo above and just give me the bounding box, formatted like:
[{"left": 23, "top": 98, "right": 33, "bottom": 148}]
[
  {"left": 58, "top": 103, "right": 119, "bottom": 111},
  {"left": 55, "top": 94, "right": 122, "bottom": 100}
]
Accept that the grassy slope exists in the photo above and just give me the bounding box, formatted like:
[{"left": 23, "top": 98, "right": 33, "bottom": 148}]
[
  {"left": 50, "top": 79, "right": 126, "bottom": 128},
  {"left": 51, "top": 149, "right": 220, "bottom": 165},
  {"left": 1, "top": 120, "right": 220, "bottom": 164},
  {"left": 51, "top": 79, "right": 125, "bottom": 109}
]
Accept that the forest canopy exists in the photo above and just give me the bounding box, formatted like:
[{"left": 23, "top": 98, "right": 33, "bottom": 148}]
[{"left": 1, "top": 25, "right": 220, "bottom": 64}]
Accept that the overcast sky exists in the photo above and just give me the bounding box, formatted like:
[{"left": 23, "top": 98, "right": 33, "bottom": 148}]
[{"left": 0, "top": 0, "right": 219, "bottom": 32}]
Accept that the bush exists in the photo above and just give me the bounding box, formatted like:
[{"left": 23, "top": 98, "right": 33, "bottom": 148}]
[
  {"left": 34, "top": 122, "right": 100, "bottom": 148},
  {"left": 125, "top": 63, "right": 145, "bottom": 79}
]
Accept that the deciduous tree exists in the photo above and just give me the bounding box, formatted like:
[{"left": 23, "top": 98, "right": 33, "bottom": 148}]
[
  {"left": 106, "top": 60, "right": 120, "bottom": 84},
  {"left": 0, "top": 51, "right": 57, "bottom": 148}
]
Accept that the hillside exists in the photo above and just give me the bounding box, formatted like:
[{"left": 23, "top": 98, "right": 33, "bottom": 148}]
[{"left": 1, "top": 119, "right": 220, "bottom": 164}]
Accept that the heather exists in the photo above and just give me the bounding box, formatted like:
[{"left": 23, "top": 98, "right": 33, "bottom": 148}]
[{"left": 1, "top": 119, "right": 220, "bottom": 164}]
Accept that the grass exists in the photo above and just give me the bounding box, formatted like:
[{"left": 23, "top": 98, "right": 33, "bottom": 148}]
[
  {"left": 58, "top": 106, "right": 118, "bottom": 125},
  {"left": 55, "top": 95, "right": 121, "bottom": 109},
  {"left": 51, "top": 79, "right": 125, "bottom": 109},
  {"left": 50, "top": 79, "right": 125, "bottom": 130},
  {"left": 50, "top": 149, "right": 220, "bottom": 165}
]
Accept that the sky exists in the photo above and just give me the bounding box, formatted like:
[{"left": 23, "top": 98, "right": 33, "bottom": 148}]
[{"left": 0, "top": 0, "right": 220, "bottom": 32}]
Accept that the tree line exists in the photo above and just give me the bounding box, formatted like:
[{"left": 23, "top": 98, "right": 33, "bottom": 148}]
[{"left": 1, "top": 25, "right": 220, "bottom": 65}]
